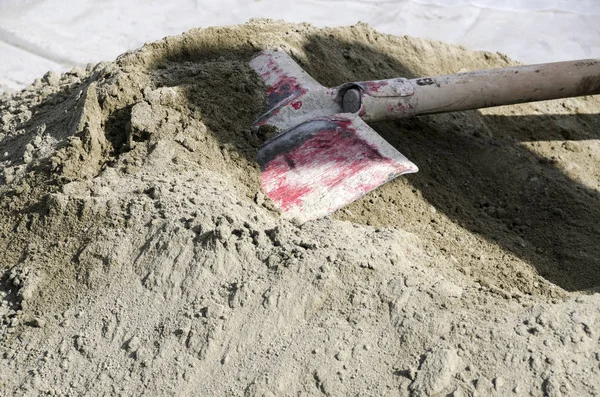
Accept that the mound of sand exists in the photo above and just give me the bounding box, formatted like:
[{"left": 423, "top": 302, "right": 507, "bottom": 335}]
[{"left": 1, "top": 19, "right": 600, "bottom": 396}]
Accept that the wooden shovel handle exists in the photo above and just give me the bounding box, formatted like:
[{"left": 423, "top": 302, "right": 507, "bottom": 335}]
[
  {"left": 414, "top": 59, "right": 600, "bottom": 114},
  {"left": 357, "top": 59, "right": 600, "bottom": 121}
]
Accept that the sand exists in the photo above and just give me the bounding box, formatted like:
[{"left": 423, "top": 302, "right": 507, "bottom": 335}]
[{"left": 1, "top": 19, "right": 600, "bottom": 396}]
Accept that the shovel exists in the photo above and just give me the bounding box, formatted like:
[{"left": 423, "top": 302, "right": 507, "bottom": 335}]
[{"left": 250, "top": 50, "right": 600, "bottom": 223}]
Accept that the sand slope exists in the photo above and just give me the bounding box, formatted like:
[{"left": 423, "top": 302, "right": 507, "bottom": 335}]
[{"left": 1, "top": 20, "right": 600, "bottom": 396}]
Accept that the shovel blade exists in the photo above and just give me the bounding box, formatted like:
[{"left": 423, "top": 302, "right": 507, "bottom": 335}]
[{"left": 258, "top": 113, "right": 418, "bottom": 223}]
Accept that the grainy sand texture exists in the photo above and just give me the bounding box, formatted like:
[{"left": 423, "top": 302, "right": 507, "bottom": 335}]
[{"left": 1, "top": 20, "right": 600, "bottom": 396}]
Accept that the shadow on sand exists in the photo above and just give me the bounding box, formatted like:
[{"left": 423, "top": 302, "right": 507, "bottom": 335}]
[{"left": 135, "top": 29, "right": 600, "bottom": 293}]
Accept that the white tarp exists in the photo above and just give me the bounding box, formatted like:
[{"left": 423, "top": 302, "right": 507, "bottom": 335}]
[{"left": 1, "top": 0, "right": 599, "bottom": 92}]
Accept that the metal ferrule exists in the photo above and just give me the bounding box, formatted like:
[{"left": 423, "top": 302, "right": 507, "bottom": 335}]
[{"left": 340, "top": 78, "right": 418, "bottom": 122}]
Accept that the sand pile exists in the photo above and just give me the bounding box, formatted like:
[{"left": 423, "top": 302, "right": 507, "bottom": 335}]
[{"left": 1, "top": 19, "right": 600, "bottom": 396}]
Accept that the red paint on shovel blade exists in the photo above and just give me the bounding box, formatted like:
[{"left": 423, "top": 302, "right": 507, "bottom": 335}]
[
  {"left": 250, "top": 52, "right": 305, "bottom": 126},
  {"left": 260, "top": 117, "right": 417, "bottom": 220}
]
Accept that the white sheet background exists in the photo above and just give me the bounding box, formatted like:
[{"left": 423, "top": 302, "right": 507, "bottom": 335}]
[{"left": 1, "top": 0, "right": 599, "bottom": 92}]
